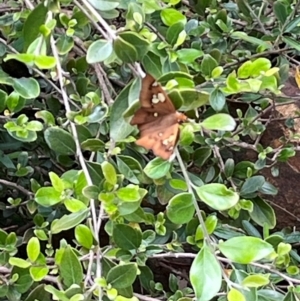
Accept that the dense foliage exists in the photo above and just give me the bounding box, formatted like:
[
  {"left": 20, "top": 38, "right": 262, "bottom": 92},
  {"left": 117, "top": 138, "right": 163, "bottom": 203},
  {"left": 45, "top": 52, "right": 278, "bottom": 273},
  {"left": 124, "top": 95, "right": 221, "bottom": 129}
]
[{"left": 1, "top": 0, "right": 300, "bottom": 300}]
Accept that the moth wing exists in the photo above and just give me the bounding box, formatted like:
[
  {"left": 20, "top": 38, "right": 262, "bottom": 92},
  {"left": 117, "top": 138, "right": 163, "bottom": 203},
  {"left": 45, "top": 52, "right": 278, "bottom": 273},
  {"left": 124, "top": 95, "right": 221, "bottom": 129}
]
[
  {"left": 135, "top": 123, "right": 180, "bottom": 160},
  {"left": 130, "top": 108, "right": 158, "bottom": 125},
  {"left": 139, "top": 74, "right": 176, "bottom": 114}
]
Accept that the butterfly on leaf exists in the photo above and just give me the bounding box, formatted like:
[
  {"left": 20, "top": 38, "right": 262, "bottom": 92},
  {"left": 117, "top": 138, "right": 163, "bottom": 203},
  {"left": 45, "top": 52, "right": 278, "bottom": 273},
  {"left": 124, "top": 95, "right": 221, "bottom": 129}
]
[{"left": 130, "top": 74, "right": 187, "bottom": 160}]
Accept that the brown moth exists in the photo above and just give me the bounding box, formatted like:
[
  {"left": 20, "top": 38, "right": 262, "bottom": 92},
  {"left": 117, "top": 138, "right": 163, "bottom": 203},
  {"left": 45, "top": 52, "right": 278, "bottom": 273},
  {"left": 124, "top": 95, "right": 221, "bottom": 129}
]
[{"left": 130, "top": 74, "right": 187, "bottom": 160}]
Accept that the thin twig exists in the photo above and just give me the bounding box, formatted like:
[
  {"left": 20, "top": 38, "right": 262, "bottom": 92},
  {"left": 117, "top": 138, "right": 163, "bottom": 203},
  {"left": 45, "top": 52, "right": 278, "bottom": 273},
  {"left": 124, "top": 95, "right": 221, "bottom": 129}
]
[
  {"left": 94, "top": 64, "right": 114, "bottom": 105},
  {"left": 78, "top": 0, "right": 117, "bottom": 40},
  {"left": 212, "top": 145, "right": 237, "bottom": 191},
  {"left": 152, "top": 252, "right": 300, "bottom": 285},
  {"left": 243, "top": 1, "right": 269, "bottom": 35},
  {"left": 73, "top": 0, "right": 108, "bottom": 39},
  {"left": 0, "top": 179, "right": 33, "bottom": 197},
  {"left": 175, "top": 149, "right": 243, "bottom": 290},
  {"left": 50, "top": 34, "right": 103, "bottom": 294},
  {"left": 222, "top": 48, "right": 291, "bottom": 70}
]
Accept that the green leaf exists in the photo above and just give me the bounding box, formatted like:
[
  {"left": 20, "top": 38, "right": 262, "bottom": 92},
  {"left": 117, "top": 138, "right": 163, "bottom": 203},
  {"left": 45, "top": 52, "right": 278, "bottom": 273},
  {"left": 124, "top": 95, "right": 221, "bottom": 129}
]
[
  {"left": 144, "top": 158, "right": 171, "bottom": 179},
  {"left": 75, "top": 225, "right": 93, "bottom": 249},
  {"left": 9, "top": 257, "right": 31, "bottom": 268},
  {"left": 209, "top": 88, "right": 225, "bottom": 112},
  {"left": 44, "top": 285, "right": 68, "bottom": 301},
  {"left": 87, "top": 40, "right": 113, "bottom": 63},
  {"left": 23, "top": 3, "right": 48, "bottom": 50},
  {"left": 190, "top": 244, "right": 222, "bottom": 301},
  {"left": 282, "top": 36, "right": 300, "bottom": 52},
  {"left": 250, "top": 197, "right": 276, "bottom": 229},
  {"left": 64, "top": 198, "right": 87, "bottom": 213},
  {"left": 219, "top": 237, "right": 274, "bottom": 264},
  {"left": 81, "top": 138, "right": 105, "bottom": 152},
  {"left": 274, "top": 1, "right": 288, "bottom": 26},
  {"left": 278, "top": 242, "right": 291, "bottom": 256},
  {"left": 26, "top": 120, "right": 43, "bottom": 131},
  {"left": 88, "top": 0, "right": 119, "bottom": 11},
  {"left": 212, "top": 66, "right": 224, "bottom": 78},
  {"left": 113, "top": 224, "right": 142, "bottom": 250},
  {"left": 195, "top": 183, "right": 239, "bottom": 211},
  {"left": 116, "top": 155, "right": 142, "bottom": 184},
  {"left": 174, "top": 29, "right": 186, "bottom": 48},
  {"left": 169, "top": 274, "right": 178, "bottom": 293},
  {"left": 101, "top": 161, "right": 117, "bottom": 186},
  {"left": 44, "top": 127, "right": 76, "bottom": 155},
  {"left": 30, "top": 266, "right": 49, "bottom": 282},
  {"left": 0, "top": 89, "right": 7, "bottom": 113},
  {"left": 27, "top": 36, "right": 47, "bottom": 55},
  {"left": 224, "top": 158, "right": 235, "bottom": 178},
  {"left": 170, "top": 89, "right": 208, "bottom": 111},
  {"left": 201, "top": 113, "right": 236, "bottom": 131},
  {"left": 60, "top": 246, "right": 83, "bottom": 287},
  {"left": 169, "top": 179, "right": 187, "bottom": 191},
  {"left": 49, "top": 172, "right": 64, "bottom": 192},
  {"left": 224, "top": 71, "right": 239, "bottom": 93},
  {"left": 166, "top": 193, "right": 195, "bottom": 224},
  {"left": 118, "top": 32, "right": 150, "bottom": 59},
  {"left": 197, "top": 215, "right": 218, "bottom": 238},
  {"left": 260, "top": 74, "right": 279, "bottom": 93},
  {"left": 35, "top": 187, "right": 61, "bottom": 207},
  {"left": 86, "top": 161, "right": 104, "bottom": 185},
  {"left": 116, "top": 185, "right": 140, "bottom": 202},
  {"left": 284, "top": 16, "right": 300, "bottom": 33},
  {"left": 249, "top": 58, "right": 271, "bottom": 77},
  {"left": 26, "top": 284, "right": 51, "bottom": 301},
  {"left": 240, "top": 175, "right": 265, "bottom": 196},
  {"left": 236, "top": 0, "right": 250, "bottom": 17},
  {"left": 231, "top": 31, "right": 272, "bottom": 49},
  {"left": 12, "top": 78, "right": 40, "bottom": 99},
  {"left": 27, "top": 237, "right": 40, "bottom": 262},
  {"left": 201, "top": 54, "right": 218, "bottom": 77},
  {"left": 6, "top": 232, "right": 17, "bottom": 245},
  {"left": 110, "top": 80, "right": 135, "bottom": 141},
  {"left": 34, "top": 55, "right": 57, "bottom": 69},
  {"left": 242, "top": 274, "right": 270, "bottom": 287},
  {"left": 139, "top": 266, "right": 154, "bottom": 292},
  {"left": 160, "top": 9, "right": 186, "bottom": 26},
  {"left": 83, "top": 185, "right": 100, "bottom": 200},
  {"left": 180, "top": 124, "right": 194, "bottom": 146},
  {"left": 50, "top": 209, "right": 90, "bottom": 234},
  {"left": 4, "top": 53, "right": 35, "bottom": 64},
  {"left": 166, "top": 22, "right": 185, "bottom": 46},
  {"left": 113, "top": 36, "right": 138, "bottom": 64},
  {"left": 177, "top": 48, "right": 203, "bottom": 65},
  {"left": 35, "top": 110, "right": 56, "bottom": 126},
  {"left": 237, "top": 61, "right": 252, "bottom": 79},
  {"left": 12, "top": 266, "right": 34, "bottom": 294},
  {"left": 6, "top": 91, "right": 20, "bottom": 112},
  {"left": 107, "top": 263, "right": 137, "bottom": 289},
  {"left": 228, "top": 288, "right": 246, "bottom": 301},
  {"left": 56, "top": 36, "right": 74, "bottom": 55},
  {"left": 194, "top": 147, "right": 212, "bottom": 167},
  {"left": 142, "top": 52, "right": 163, "bottom": 79},
  {"left": 234, "top": 161, "right": 255, "bottom": 179},
  {"left": 190, "top": 0, "right": 210, "bottom": 15}
]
